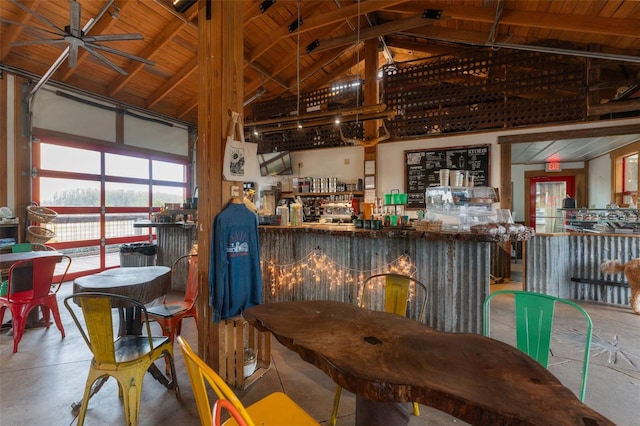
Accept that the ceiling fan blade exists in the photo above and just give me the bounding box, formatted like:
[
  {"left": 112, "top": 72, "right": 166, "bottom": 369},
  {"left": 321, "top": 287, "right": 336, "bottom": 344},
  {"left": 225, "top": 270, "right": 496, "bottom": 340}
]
[
  {"left": 84, "top": 34, "right": 145, "bottom": 42},
  {"left": 83, "top": 45, "right": 128, "bottom": 75},
  {"left": 68, "top": 44, "right": 78, "bottom": 68},
  {"left": 87, "top": 43, "right": 156, "bottom": 66},
  {"left": 0, "top": 17, "right": 64, "bottom": 38},
  {"left": 69, "top": 0, "right": 82, "bottom": 37},
  {"left": 9, "top": 0, "right": 66, "bottom": 35},
  {"left": 10, "top": 38, "right": 68, "bottom": 47}
]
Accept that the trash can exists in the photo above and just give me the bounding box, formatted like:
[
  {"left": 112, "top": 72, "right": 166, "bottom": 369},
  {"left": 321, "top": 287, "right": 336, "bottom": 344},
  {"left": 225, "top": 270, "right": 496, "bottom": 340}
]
[{"left": 119, "top": 243, "right": 157, "bottom": 267}]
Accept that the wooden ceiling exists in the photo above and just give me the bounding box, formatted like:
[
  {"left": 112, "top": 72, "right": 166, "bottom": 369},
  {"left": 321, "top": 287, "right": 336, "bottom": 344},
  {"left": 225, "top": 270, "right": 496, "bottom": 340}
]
[{"left": 1, "top": 0, "right": 639, "bottom": 129}]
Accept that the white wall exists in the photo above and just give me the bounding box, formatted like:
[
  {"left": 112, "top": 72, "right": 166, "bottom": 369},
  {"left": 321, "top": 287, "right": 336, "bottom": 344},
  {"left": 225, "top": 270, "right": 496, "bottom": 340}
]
[
  {"left": 251, "top": 145, "right": 364, "bottom": 194},
  {"left": 589, "top": 154, "right": 612, "bottom": 208}
]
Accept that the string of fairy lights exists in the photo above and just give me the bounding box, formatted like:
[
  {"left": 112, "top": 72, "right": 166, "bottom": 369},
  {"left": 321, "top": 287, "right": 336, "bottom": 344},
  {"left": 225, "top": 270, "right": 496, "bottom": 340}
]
[{"left": 260, "top": 248, "right": 416, "bottom": 299}]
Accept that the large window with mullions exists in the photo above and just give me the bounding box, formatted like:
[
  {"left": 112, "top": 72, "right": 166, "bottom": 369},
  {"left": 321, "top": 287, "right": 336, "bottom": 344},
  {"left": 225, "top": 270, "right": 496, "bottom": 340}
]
[{"left": 33, "top": 137, "right": 189, "bottom": 280}]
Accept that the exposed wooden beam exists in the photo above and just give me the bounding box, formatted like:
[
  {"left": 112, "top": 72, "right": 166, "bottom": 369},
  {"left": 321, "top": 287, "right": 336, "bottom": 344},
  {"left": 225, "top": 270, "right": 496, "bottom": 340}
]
[
  {"left": 389, "top": 2, "right": 640, "bottom": 38},
  {"left": 498, "top": 123, "right": 640, "bottom": 144},
  {"left": 248, "top": 0, "right": 409, "bottom": 63},
  {"left": 247, "top": 61, "right": 288, "bottom": 89},
  {"left": 311, "top": 14, "right": 440, "bottom": 54},
  {"left": 384, "top": 35, "right": 459, "bottom": 56},
  {"left": 247, "top": 103, "right": 387, "bottom": 126},
  {"left": 0, "top": 0, "right": 43, "bottom": 62},
  {"left": 310, "top": 52, "right": 365, "bottom": 91},
  {"left": 106, "top": 3, "right": 198, "bottom": 97},
  {"left": 588, "top": 99, "right": 640, "bottom": 116},
  {"left": 177, "top": 94, "right": 198, "bottom": 120},
  {"left": 146, "top": 56, "right": 197, "bottom": 109},
  {"left": 285, "top": 47, "right": 348, "bottom": 89}
]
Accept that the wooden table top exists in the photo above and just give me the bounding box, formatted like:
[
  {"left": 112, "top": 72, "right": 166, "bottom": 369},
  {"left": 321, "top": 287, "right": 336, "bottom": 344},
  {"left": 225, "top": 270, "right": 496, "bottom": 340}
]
[
  {"left": 73, "top": 266, "right": 171, "bottom": 304},
  {"left": 0, "top": 251, "right": 61, "bottom": 269},
  {"left": 242, "top": 300, "right": 613, "bottom": 426}
]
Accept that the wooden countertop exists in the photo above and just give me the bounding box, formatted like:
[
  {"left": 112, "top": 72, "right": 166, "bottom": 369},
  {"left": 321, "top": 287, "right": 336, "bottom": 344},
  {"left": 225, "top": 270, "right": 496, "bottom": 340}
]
[
  {"left": 133, "top": 221, "right": 196, "bottom": 229},
  {"left": 259, "top": 223, "right": 534, "bottom": 243}
]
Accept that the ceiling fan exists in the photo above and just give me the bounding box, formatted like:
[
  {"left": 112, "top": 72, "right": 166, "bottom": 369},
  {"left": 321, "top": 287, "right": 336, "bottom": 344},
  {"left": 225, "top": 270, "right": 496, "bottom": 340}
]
[{"left": 1, "top": 0, "right": 155, "bottom": 98}]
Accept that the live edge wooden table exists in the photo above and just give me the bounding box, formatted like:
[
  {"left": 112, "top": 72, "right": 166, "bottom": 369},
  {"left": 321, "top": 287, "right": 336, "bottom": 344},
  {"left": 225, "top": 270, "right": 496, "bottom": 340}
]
[{"left": 242, "top": 300, "right": 613, "bottom": 426}]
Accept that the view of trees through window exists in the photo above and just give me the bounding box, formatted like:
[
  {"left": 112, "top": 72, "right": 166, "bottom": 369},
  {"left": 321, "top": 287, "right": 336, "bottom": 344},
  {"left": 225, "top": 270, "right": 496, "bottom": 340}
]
[{"left": 34, "top": 138, "right": 188, "bottom": 279}]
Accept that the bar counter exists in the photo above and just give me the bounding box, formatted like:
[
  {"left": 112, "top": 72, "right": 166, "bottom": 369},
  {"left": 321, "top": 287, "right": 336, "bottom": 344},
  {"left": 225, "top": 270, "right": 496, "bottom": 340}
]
[
  {"left": 258, "top": 223, "right": 533, "bottom": 334},
  {"left": 525, "top": 233, "right": 639, "bottom": 306}
]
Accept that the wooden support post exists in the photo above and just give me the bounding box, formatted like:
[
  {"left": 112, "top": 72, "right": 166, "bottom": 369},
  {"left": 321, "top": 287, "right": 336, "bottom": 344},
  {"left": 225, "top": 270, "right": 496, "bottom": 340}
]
[
  {"left": 363, "top": 38, "right": 379, "bottom": 196},
  {"left": 196, "top": 0, "right": 244, "bottom": 368}
]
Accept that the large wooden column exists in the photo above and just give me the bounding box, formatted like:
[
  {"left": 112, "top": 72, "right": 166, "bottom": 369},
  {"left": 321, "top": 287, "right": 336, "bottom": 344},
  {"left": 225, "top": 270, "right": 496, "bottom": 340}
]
[
  {"left": 363, "top": 38, "right": 379, "bottom": 193},
  {"left": 196, "top": 0, "right": 243, "bottom": 365}
]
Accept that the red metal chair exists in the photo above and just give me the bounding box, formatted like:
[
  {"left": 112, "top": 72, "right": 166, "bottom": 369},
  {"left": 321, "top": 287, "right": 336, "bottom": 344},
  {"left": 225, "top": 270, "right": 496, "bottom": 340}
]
[
  {"left": 147, "top": 254, "right": 198, "bottom": 357},
  {"left": 0, "top": 254, "right": 71, "bottom": 352}
]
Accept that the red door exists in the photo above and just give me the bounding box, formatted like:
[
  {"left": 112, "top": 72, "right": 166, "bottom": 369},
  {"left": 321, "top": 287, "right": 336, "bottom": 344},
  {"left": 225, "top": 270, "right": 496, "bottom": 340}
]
[{"left": 529, "top": 176, "right": 576, "bottom": 233}]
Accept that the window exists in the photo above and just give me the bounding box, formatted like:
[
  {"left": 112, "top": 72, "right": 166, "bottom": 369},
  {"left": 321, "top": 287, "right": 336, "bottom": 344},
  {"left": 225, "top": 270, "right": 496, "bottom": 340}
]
[
  {"left": 612, "top": 144, "right": 639, "bottom": 207},
  {"left": 32, "top": 136, "right": 189, "bottom": 279}
]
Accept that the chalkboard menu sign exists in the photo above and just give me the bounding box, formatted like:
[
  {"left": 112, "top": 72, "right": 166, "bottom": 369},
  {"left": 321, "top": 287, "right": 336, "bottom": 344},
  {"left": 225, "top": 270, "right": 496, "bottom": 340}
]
[{"left": 405, "top": 144, "right": 490, "bottom": 208}]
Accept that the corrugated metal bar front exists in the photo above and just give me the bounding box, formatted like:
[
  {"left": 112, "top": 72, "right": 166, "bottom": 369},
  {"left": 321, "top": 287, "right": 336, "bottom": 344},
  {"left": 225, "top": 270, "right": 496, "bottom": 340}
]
[
  {"left": 525, "top": 234, "right": 639, "bottom": 306},
  {"left": 259, "top": 228, "right": 493, "bottom": 334},
  {"left": 568, "top": 234, "right": 638, "bottom": 305},
  {"left": 156, "top": 226, "right": 197, "bottom": 291}
]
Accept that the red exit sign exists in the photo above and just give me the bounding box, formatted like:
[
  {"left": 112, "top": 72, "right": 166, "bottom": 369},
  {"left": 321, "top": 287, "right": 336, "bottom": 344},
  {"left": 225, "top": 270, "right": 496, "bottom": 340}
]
[{"left": 545, "top": 162, "right": 562, "bottom": 172}]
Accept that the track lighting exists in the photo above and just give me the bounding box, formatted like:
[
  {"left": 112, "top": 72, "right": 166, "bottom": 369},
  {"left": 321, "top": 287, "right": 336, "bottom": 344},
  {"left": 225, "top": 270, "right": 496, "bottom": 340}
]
[
  {"left": 172, "top": 0, "right": 197, "bottom": 14},
  {"left": 260, "top": 0, "right": 275, "bottom": 13}
]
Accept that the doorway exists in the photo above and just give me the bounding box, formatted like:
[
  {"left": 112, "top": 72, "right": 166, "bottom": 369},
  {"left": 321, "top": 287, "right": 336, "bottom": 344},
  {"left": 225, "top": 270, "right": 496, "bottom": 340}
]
[{"left": 529, "top": 176, "right": 576, "bottom": 233}]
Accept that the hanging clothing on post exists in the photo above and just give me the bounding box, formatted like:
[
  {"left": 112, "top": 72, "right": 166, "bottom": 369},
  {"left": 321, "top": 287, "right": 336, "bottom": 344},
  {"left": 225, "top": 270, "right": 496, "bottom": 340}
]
[{"left": 209, "top": 200, "right": 262, "bottom": 322}]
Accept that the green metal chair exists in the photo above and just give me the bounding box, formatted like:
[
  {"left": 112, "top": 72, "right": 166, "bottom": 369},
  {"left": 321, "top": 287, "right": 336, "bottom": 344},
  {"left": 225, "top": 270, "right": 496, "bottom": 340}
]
[{"left": 483, "top": 289, "right": 592, "bottom": 402}]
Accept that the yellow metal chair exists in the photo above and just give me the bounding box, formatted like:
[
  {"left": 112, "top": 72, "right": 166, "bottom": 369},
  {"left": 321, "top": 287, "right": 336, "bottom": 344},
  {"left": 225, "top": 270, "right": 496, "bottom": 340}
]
[
  {"left": 177, "top": 336, "right": 319, "bottom": 426},
  {"left": 64, "top": 292, "right": 180, "bottom": 426},
  {"left": 330, "top": 273, "right": 428, "bottom": 426}
]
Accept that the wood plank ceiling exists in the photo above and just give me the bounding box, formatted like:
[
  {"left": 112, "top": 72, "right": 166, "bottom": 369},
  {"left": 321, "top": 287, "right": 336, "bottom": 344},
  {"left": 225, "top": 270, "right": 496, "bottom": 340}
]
[{"left": 1, "top": 1, "right": 639, "bottom": 149}]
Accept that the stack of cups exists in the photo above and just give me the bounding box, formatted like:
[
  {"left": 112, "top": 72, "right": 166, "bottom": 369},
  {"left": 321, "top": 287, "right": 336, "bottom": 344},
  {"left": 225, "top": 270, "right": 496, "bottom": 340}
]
[
  {"left": 439, "top": 169, "right": 450, "bottom": 187},
  {"left": 450, "top": 170, "right": 464, "bottom": 187}
]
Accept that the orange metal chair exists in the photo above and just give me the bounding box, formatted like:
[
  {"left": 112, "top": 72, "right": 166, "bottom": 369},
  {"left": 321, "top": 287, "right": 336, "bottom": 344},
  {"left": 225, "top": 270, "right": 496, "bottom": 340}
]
[
  {"left": 330, "top": 273, "right": 428, "bottom": 426},
  {"left": 147, "top": 254, "right": 198, "bottom": 374},
  {"left": 0, "top": 254, "right": 71, "bottom": 352},
  {"left": 177, "top": 336, "right": 319, "bottom": 426},
  {"left": 64, "top": 292, "right": 180, "bottom": 426},
  {"left": 147, "top": 254, "right": 199, "bottom": 341}
]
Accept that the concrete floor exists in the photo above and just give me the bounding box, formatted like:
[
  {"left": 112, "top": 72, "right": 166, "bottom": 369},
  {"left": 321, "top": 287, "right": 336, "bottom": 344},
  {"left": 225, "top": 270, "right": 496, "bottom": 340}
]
[{"left": 1, "top": 267, "right": 639, "bottom": 426}]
